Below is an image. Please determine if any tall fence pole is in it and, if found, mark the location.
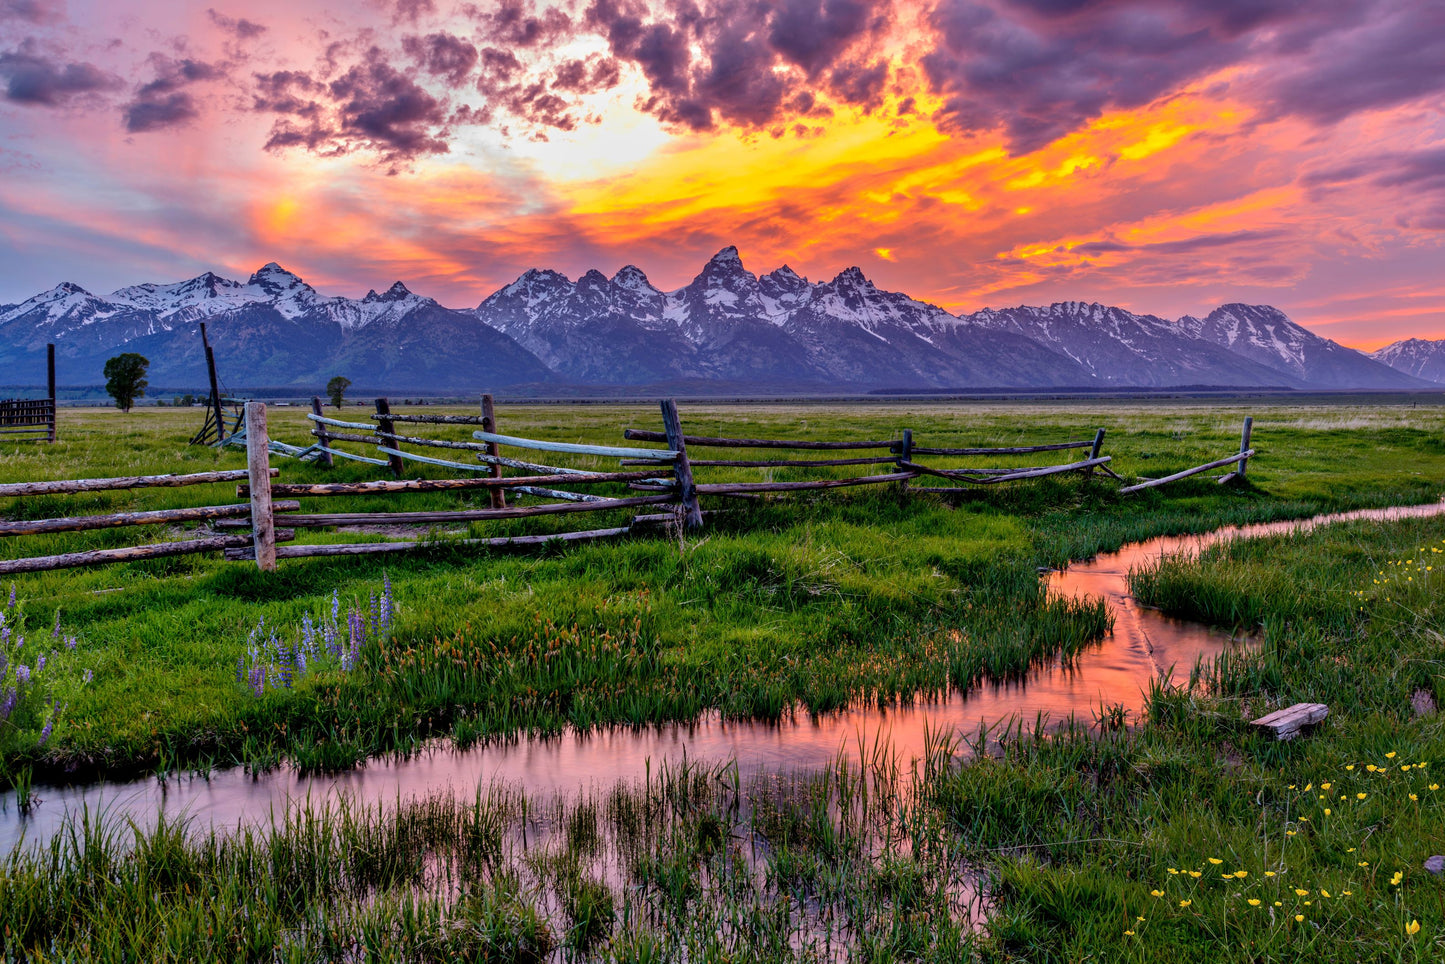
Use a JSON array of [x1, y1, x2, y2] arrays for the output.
[[481, 393, 506, 509], [375, 397, 404, 478], [897, 428, 912, 490], [245, 402, 277, 571], [1237, 416, 1254, 479], [311, 396, 334, 468], [1083, 428, 1106, 480], [45, 343, 56, 442], [660, 398, 702, 529]]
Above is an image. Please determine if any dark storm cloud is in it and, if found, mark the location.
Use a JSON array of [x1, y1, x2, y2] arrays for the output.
[[919, 0, 1445, 155], [464, 0, 574, 47], [206, 9, 268, 40], [401, 31, 478, 85], [1261, 1, 1445, 124], [580, 0, 893, 131], [256, 48, 450, 166], [0, 43, 116, 105], [389, 0, 436, 25], [123, 56, 225, 132]]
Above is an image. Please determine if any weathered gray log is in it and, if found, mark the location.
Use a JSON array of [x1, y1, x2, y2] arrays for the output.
[[693, 472, 916, 494], [310, 398, 333, 469], [375, 446, 494, 474], [269, 494, 673, 526], [306, 412, 377, 431], [898, 457, 1110, 484], [316, 446, 390, 467], [374, 398, 404, 478], [908, 440, 1095, 456], [0, 469, 270, 499], [46, 343, 56, 442], [0, 534, 260, 575], [246, 470, 666, 498], [473, 431, 678, 461], [660, 399, 702, 529], [0, 501, 300, 537], [371, 413, 488, 425], [1250, 702, 1327, 740], [311, 429, 380, 445], [1118, 450, 1255, 494], [481, 394, 506, 510], [246, 402, 276, 571], [623, 429, 895, 451], [224, 525, 633, 561], [511, 486, 607, 503], [620, 455, 899, 468]]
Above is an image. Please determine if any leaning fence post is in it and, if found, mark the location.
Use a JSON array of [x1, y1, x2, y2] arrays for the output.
[[245, 402, 276, 571], [1084, 428, 1106, 480], [375, 397, 404, 478], [659, 398, 702, 529], [310, 397, 333, 469], [481, 393, 506, 509], [1237, 416, 1253, 479]]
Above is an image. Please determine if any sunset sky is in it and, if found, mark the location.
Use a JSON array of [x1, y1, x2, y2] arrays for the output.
[[1, 0, 1441, 348]]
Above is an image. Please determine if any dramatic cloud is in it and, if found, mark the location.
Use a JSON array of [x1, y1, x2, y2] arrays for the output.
[[0, 43, 116, 106], [401, 32, 479, 85], [206, 9, 268, 40], [581, 0, 893, 131], [1303, 147, 1445, 232], [390, 0, 436, 25], [257, 49, 451, 166], [123, 56, 225, 132]]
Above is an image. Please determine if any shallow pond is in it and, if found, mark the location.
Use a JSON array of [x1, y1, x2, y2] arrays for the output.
[[3, 500, 1442, 851]]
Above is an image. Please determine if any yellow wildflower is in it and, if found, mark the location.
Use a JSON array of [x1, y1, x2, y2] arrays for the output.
[[1179, 900, 1191, 907], [1295, 889, 1310, 897], [1406, 920, 1420, 935], [1387, 752, 1397, 759], [1234, 871, 1248, 878], [1295, 914, 1305, 923], [1208, 858, 1223, 865], [1151, 890, 1164, 897], [1247, 898, 1261, 906]]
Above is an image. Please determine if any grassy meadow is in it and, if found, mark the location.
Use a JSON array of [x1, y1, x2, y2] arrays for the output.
[[1, 396, 1443, 960]]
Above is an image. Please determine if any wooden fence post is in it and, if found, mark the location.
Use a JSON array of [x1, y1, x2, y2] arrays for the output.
[[1084, 428, 1106, 480], [481, 393, 506, 509], [311, 396, 333, 468], [202, 323, 225, 444], [897, 428, 912, 489], [375, 397, 404, 478], [659, 398, 703, 529], [1237, 416, 1253, 479], [45, 343, 56, 442], [245, 402, 277, 571]]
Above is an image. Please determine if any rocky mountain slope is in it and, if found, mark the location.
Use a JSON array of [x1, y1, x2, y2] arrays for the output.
[[0, 249, 1427, 393], [1370, 338, 1445, 384]]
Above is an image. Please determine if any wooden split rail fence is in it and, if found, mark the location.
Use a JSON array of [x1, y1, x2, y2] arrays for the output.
[[0, 397, 1260, 574], [0, 344, 57, 443]]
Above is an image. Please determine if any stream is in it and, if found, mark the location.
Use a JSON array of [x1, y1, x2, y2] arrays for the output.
[[3, 499, 1443, 851]]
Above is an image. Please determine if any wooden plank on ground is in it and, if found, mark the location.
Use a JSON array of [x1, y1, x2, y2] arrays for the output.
[[270, 494, 672, 527], [0, 469, 269, 498], [224, 525, 633, 561], [0, 501, 299, 537], [1118, 450, 1255, 494], [1250, 703, 1328, 740], [624, 428, 895, 451]]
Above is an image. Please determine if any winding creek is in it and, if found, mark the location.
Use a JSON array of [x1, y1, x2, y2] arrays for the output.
[[3, 500, 1443, 852]]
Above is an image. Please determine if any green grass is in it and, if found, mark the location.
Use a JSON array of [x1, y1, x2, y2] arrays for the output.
[[1, 400, 1443, 781], [3, 399, 1445, 959]]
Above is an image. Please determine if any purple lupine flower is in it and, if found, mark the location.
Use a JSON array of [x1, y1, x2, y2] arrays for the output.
[[37, 712, 54, 748], [36, 653, 45, 672], [7, 584, 14, 609], [248, 663, 264, 697], [0, 687, 15, 721], [65, 635, 76, 651], [236, 656, 246, 685], [15, 664, 29, 685], [1, 625, 10, 647], [52, 610, 61, 639], [82, 669, 93, 684], [382, 572, 393, 631]]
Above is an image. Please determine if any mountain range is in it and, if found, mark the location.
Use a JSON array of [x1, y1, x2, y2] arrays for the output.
[[0, 247, 1438, 394]]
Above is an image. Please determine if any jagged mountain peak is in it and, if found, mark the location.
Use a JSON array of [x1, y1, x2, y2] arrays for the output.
[[708, 245, 743, 267], [247, 262, 308, 292], [830, 266, 873, 288], [612, 264, 655, 290]]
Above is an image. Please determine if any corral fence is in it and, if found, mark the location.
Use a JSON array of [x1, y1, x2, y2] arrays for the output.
[[0, 344, 57, 444], [0, 396, 1256, 574]]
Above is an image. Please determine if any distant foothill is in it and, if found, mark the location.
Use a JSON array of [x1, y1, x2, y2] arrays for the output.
[[0, 247, 1439, 394]]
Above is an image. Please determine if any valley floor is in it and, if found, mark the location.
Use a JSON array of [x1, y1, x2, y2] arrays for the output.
[[0, 399, 1442, 960]]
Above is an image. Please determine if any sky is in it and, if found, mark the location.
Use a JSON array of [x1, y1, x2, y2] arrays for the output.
[[0, 0, 1442, 348]]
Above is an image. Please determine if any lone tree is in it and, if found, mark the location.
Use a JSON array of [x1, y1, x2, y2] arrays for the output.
[[326, 376, 351, 409], [103, 353, 149, 412]]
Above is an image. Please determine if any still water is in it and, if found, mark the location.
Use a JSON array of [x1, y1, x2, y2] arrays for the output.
[[3, 500, 1441, 850]]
